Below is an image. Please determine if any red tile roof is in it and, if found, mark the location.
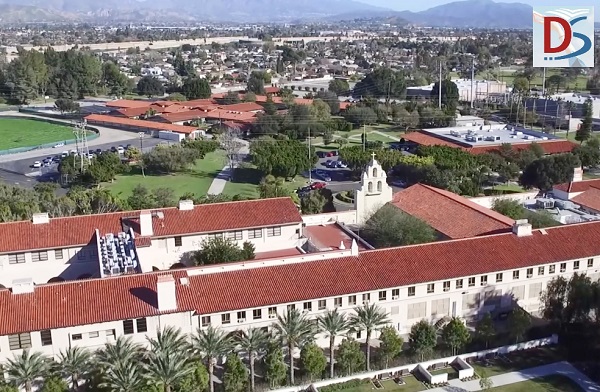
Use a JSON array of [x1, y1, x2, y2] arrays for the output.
[[304, 224, 368, 251], [0, 198, 302, 254], [403, 131, 468, 149], [155, 110, 206, 123], [1, 221, 600, 335], [571, 188, 600, 212], [264, 87, 280, 94], [218, 102, 264, 112], [85, 114, 199, 134], [105, 99, 153, 109], [554, 179, 600, 193], [391, 184, 514, 239], [112, 107, 152, 118]]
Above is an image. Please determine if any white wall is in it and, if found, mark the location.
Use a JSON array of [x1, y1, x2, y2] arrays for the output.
[[302, 211, 357, 226], [468, 191, 539, 209]]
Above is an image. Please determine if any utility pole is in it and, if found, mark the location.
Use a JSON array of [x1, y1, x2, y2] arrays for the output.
[[542, 67, 546, 96], [362, 124, 366, 152], [438, 61, 442, 110], [307, 127, 312, 184], [470, 57, 475, 109], [139, 132, 145, 178]]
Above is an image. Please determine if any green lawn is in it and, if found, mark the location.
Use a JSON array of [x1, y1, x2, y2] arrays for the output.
[[105, 151, 226, 199], [0, 118, 79, 150], [491, 184, 528, 193], [339, 378, 424, 392], [223, 165, 309, 199], [489, 375, 582, 391], [496, 69, 588, 91], [472, 347, 562, 378]]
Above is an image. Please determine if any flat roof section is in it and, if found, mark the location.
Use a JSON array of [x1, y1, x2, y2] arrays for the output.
[[423, 125, 560, 148], [304, 224, 368, 252]]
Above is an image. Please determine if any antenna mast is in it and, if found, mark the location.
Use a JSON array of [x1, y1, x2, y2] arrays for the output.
[[73, 119, 90, 172]]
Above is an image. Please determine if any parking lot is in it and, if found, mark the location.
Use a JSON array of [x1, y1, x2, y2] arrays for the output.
[[0, 137, 167, 188]]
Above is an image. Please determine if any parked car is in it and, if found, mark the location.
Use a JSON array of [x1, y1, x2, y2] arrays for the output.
[[95, 148, 102, 154], [316, 151, 327, 158], [52, 156, 61, 163], [31, 161, 42, 168], [336, 161, 348, 168], [110, 146, 117, 152], [61, 151, 69, 158], [310, 182, 326, 190], [117, 146, 125, 154], [53, 142, 65, 148]]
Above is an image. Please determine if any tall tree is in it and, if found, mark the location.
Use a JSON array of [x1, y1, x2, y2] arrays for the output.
[[192, 326, 234, 392], [475, 313, 496, 349], [431, 80, 460, 111], [576, 98, 593, 144], [223, 354, 247, 392], [137, 76, 164, 97], [507, 308, 531, 343], [273, 308, 315, 385], [57, 347, 91, 391], [335, 338, 365, 376], [328, 79, 350, 96], [237, 328, 269, 392], [378, 326, 404, 368], [193, 237, 255, 266], [520, 154, 581, 192], [182, 77, 211, 100], [263, 341, 287, 389], [146, 327, 194, 392], [317, 309, 349, 378], [350, 304, 390, 371], [300, 343, 327, 381], [363, 204, 436, 248], [5, 350, 48, 392], [441, 317, 471, 356], [409, 320, 437, 361]]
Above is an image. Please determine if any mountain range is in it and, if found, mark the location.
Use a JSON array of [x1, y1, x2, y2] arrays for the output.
[[0, 0, 595, 29]]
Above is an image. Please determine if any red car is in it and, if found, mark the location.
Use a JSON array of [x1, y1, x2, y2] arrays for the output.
[[310, 182, 327, 190]]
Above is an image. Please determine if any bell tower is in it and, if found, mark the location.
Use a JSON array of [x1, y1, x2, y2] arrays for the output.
[[354, 153, 393, 224]]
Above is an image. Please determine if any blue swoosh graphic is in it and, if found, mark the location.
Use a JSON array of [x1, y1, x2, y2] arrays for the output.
[[554, 16, 592, 61]]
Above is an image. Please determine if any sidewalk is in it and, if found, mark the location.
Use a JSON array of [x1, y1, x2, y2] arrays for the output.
[[429, 361, 600, 392], [207, 139, 250, 195]]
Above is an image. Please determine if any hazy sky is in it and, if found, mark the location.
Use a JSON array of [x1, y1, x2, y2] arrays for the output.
[[362, 0, 596, 14]]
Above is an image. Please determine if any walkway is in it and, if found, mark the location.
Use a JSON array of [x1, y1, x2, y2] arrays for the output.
[[207, 139, 250, 195], [429, 361, 600, 392]]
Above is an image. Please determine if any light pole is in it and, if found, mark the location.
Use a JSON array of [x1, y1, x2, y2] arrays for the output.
[[138, 132, 145, 178]]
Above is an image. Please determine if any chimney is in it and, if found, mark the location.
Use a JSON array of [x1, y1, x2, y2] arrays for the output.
[[573, 167, 583, 182], [156, 274, 177, 312], [512, 219, 532, 237], [339, 241, 346, 250], [351, 239, 359, 256], [139, 211, 153, 236], [32, 213, 50, 225], [12, 278, 34, 294], [178, 199, 194, 211]]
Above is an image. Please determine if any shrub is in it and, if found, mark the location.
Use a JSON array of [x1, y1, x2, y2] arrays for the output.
[[319, 379, 370, 392]]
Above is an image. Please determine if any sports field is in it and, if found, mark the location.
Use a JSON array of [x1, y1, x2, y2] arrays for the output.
[[0, 118, 76, 150]]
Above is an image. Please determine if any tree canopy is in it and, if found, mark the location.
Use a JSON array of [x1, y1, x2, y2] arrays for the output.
[[182, 77, 211, 100], [193, 237, 255, 266], [250, 138, 316, 180], [362, 204, 436, 248]]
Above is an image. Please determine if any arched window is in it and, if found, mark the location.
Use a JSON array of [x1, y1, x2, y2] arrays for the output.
[[373, 168, 378, 177], [368, 182, 373, 192], [377, 181, 383, 192]]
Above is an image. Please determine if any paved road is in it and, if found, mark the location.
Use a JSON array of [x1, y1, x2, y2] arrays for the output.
[[429, 361, 600, 392]]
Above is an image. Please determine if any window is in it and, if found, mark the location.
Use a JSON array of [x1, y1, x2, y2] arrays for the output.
[[480, 275, 488, 286], [123, 319, 135, 335], [464, 293, 481, 310], [408, 286, 416, 297], [237, 311, 246, 321], [527, 268, 533, 278], [227, 231, 243, 240], [392, 289, 400, 299], [379, 291, 387, 301], [174, 236, 182, 247], [89, 331, 99, 338], [456, 279, 463, 289], [105, 329, 116, 338], [513, 270, 520, 280], [287, 304, 295, 311], [549, 265, 556, 274], [248, 229, 262, 239], [268, 307, 277, 319], [221, 314, 231, 324], [31, 251, 48, 262], [538, 266, 545, 276], [468, 277, 476, 287], [8, 253, 25, 264], [267, 227, 282, 237], [136, 318, 148, 333], [496, 273, 503, 283], [253, 309, 262, 320], [40, 330, 53, 346], [8, 333, 31, 350], [201, 316, 211, 327], [54, 249, 63, 260], [588, 258, 594, 268], [318, 300, 326, 310], [356, 330, 362, 339], [443, 281, 450, 292], [407, 302, 427, 319], [303, 302, 312, 312], [77, 250, 86, 260], [431, 298, 450, 316], [368, 182, 373, 192], [362, 293, 370, 303], [377, 181, 382, 192], [529, 283, 542, 299], [560, 263, 567, 273], [72, 334, 83, 341], [207, 233, 223, 240], [348, 295, 357, 305], [427, 283, 435, 294], [334, 297, 342, 308], [574, 260, 580, 270]]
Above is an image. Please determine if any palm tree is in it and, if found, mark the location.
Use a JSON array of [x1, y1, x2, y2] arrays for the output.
[[5, 350, 48, 392], [350, 304, 390, 371], [147, 326, 190, 355], [58, 346, 91, 391], [96, 336, 143, 368], [147, 327, 194, 392], [99, 360, 145, 392], [318, 309, 349, 379], [273, 308, 315, 385], [237, 328, 269, 392], [192, 326, 234, 392]]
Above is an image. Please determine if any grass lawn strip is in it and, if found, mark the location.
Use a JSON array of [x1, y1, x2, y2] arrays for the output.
[[105, 150, 226, 199], [489, 375, 582, 391], [0, 118, 80, 150]]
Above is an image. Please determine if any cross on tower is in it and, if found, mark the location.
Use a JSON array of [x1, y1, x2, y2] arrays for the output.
[[371, 152, 376, 161]]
